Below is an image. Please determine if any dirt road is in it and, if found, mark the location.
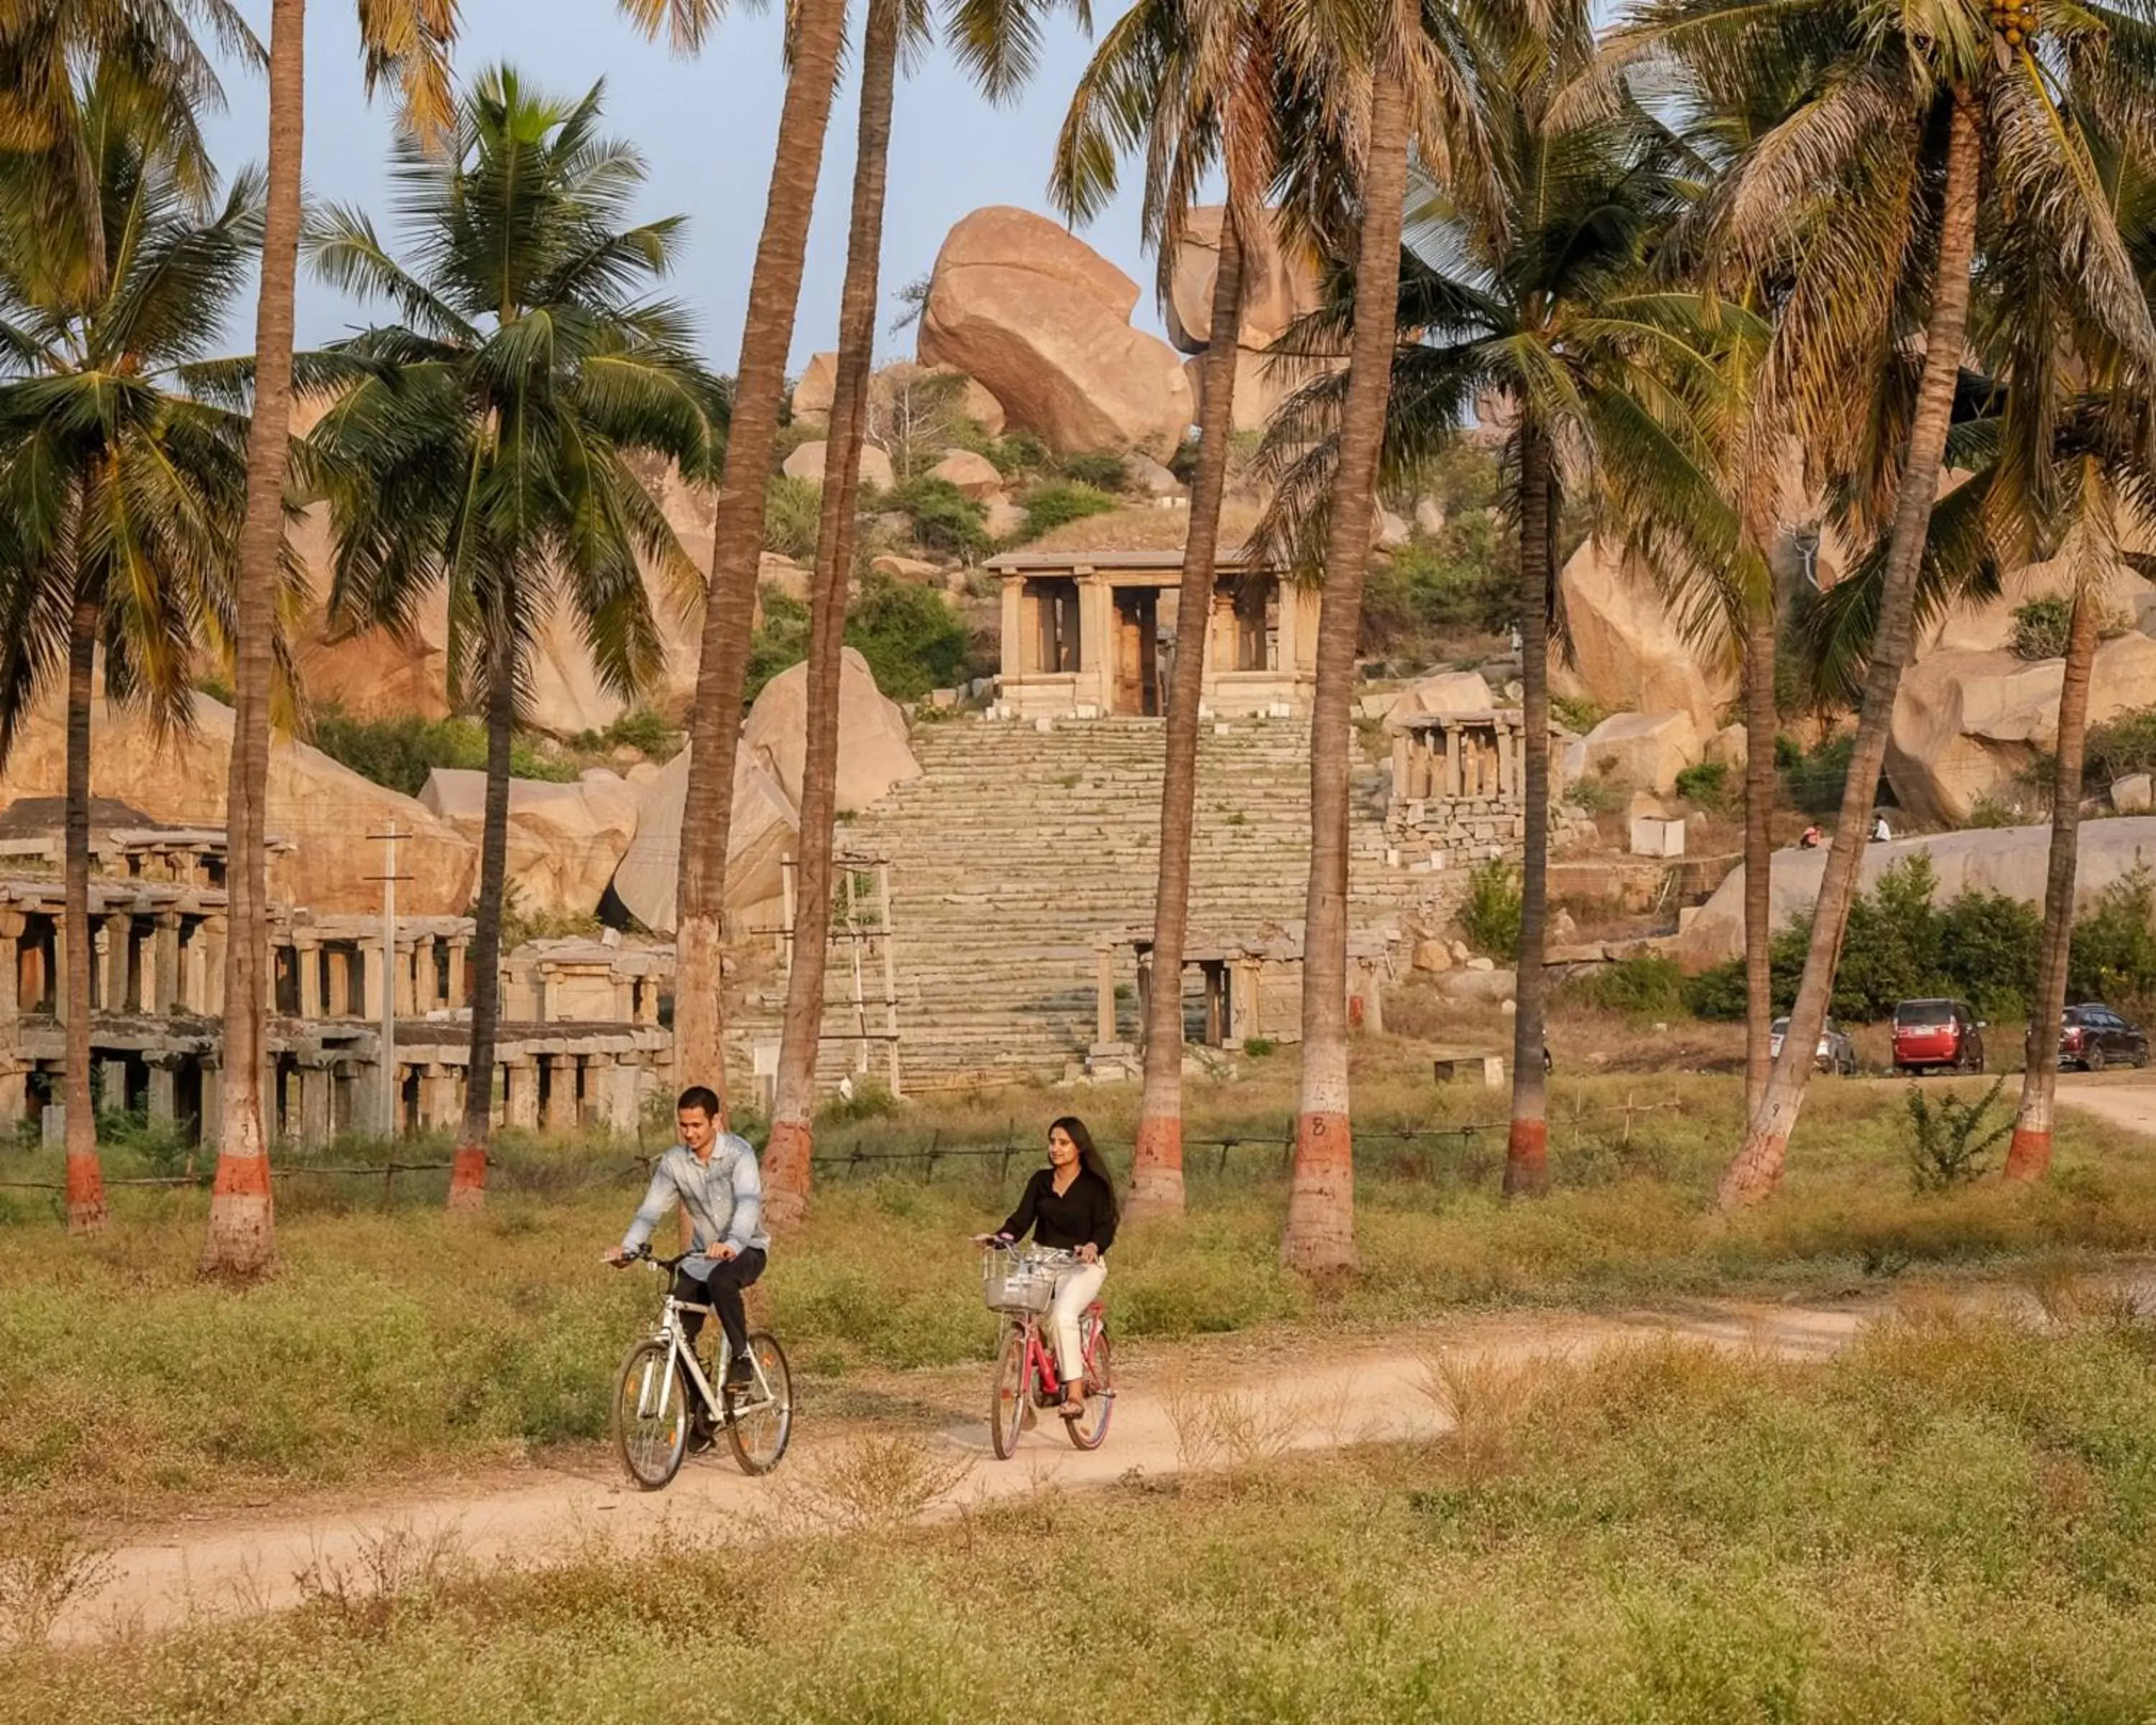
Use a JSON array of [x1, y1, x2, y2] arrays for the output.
[[52, 1296, 1892, 1647], [2055, 1070, 2156, 1137]]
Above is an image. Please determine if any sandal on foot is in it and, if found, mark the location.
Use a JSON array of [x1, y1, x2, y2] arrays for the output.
[[1058, 1399, 1086, 1421]]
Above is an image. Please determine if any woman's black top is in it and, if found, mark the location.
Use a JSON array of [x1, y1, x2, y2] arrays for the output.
[[998, 1167, 1117, 1254]]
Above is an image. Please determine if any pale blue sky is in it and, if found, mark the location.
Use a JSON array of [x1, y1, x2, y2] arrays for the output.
[[197, 0, 1163, 374]]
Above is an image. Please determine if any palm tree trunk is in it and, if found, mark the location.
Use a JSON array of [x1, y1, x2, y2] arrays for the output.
[[1131, 201, 1248, 1222], [765, 0, 899, 1233], [2008, 574, 2100, 1181], [1281, 64, 1411, 1273], [1718, 89, 1981, 1210], [203, 0, 303, 1277], [1504, 414, 1554, 1196], [1742, 575, 1779, 1120], [62, 592, 106, 1234], [449, 640, 517, 1209], [671, 0, 847, 1118]]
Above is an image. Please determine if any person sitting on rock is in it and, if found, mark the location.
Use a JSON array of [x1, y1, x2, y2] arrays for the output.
[[1871, 813, 1892, 844], [1800, 823, 1823, 850]]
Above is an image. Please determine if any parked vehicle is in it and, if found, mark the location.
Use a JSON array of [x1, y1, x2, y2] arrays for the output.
[[2059, 1004, 2150, 1072], [1771, 1016, 1858, 1075], [1890, 999, 1985, 1075]]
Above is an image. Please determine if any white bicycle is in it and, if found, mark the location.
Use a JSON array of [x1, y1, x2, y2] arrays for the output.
[[610, 1246, 793, 1487]]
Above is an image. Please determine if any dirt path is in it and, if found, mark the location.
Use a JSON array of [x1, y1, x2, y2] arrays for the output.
[[51, 1294, 1906, 1646], [2055, 1071, 2156, 1137]]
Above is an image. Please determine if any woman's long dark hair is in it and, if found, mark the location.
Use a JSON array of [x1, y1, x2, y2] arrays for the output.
[[1049, 1116, 1120, 1223]]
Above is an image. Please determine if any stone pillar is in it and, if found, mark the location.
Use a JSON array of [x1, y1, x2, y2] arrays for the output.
[[584, 1052, 618, 1132], [1095, 948, 1117, 1044], [0, 909, 21, 1030], [93, 922, 116, 1013], [395, 944, 418, 1018], [1075, 569, 1112, 712], [446, 939, 469, 1009], [361, 939, 385, 1024], [50, 924, 66, 1023], [200, 916, 226, 1017], [0, 1067, 25, 1127], [413, 935, 437, 1013], [155, 914, 182, 1015], [96, 1055, 129, 1113], [1271, 576, 1299, 681], [296, 937, 323, 1021], [326, 947, 351, 1018], [504, 1057, 540, 1130], [299, 1064, 332, 1146], [543, 1054, 579, 1133], [147, 1059, 178, 1123], [418, 1063, 452, 1131], [999, 577, 1025, 682]]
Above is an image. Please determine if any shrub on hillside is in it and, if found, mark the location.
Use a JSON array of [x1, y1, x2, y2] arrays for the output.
[[1018, 482, 1118, 540], [2082, 705, 2156, 790], [1460, 859, 1522, 959], [1359, 518, 1514, 654], [2010, 595, 2073, 661], [309, 709, 575, 796], [1057, 451, 1129, 492], [1674, 760, 1731, 810], [763, 474, 822, 561], [1567, 954, 1689, 1018], [886, 476, 990, 560], [846, 578, 974, 701], [2067, 868, 2156, 1012]]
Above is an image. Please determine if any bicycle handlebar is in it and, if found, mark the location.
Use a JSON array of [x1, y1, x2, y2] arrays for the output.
[[611, 1245, 691, 1272]]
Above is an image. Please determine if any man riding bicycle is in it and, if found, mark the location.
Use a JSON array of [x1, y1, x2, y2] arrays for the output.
[[604, 1086, 768, 1399]]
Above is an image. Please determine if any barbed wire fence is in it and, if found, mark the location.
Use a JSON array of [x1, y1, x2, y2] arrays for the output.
[[0, 1093, 1687, 1214]]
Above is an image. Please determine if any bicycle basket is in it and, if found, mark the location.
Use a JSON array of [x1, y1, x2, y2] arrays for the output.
[[982, 1251, 1056, 1315]]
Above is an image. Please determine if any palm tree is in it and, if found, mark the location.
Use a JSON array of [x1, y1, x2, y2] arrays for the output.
[[1268, 9, 1741, 1212], [763, 0, 1087, 1225], [1051, 0, 1284, 1220], [302, 65, 718, 1210], [763, 0, 903, 1230], [1690, 0, 2156, 1207], [645, 0, 849, 1118], [0, 69, 264, 1233], [204, 0, 454, 1278]]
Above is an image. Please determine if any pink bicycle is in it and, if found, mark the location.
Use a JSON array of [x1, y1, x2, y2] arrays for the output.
[[980, 1240, 1113, 1458]]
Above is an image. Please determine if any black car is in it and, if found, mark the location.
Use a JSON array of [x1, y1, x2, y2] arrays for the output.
[[2060, 1004, 2150, 1072]]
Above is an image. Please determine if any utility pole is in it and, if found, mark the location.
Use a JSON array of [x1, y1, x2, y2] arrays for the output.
[[367, 826, 411, 1136]]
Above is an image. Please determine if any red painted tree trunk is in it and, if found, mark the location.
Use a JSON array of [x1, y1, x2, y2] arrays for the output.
[[765, 0, 898, 1232], [1281, 65, 1410, 1272], [1719, 91, 1981, 1210], [1130, 197, 1247, 1221], [670, 0, 846, 1118], [203, 0, 305, 1276], [2008, 573, 2101, 1180]]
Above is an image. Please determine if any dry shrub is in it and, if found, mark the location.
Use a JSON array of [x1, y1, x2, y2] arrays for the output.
[[2028, 1268, 2152, 1332], [1158, 1378, 1350, 1475], [0, 1523, 113, 1647], [292, 1522, 467, 1637], [763, 1432, 975, 1537], [1416, 1349, 1554, 1484]]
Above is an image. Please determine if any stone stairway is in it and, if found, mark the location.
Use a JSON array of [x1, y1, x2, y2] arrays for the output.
[[744, 714, 1422, 1089]]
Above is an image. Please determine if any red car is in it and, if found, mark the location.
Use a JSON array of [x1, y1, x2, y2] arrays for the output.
[[1891, 998, 1986, 1075]]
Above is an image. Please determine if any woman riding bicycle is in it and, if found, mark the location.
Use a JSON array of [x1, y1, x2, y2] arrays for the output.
[[976, 1116, 1118, 1423]]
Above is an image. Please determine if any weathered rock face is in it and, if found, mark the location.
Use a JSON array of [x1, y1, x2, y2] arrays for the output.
[[1164, 206, 1325, 355], [1578, 709, 1702, 796], [791, 351, 839, 422], [609, 746, 796, 937], [1680, 818, 2156, 967], [608, 650, 921, 935], [1886, 634, 2156, 824], [296, 457, 715, 737], [926, 448, 1003, 500], [1554, 538, 1734, 737], [917, 206, 1193, 460], [782, 438, 895, 491], [0, 691, 476, 914], [418, 767, 640, 918], [1386, 669, 1496, 728], [738, 647, 922, 814], [1924, 551, 2156, 656]]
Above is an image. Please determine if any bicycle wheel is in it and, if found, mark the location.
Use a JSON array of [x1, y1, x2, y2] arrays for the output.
[[614, 1339, 688, 1490], [1064, 1317, 1114, 1452], [990, 1324, 1029, 1460], [724, 1331, 794, 1476]]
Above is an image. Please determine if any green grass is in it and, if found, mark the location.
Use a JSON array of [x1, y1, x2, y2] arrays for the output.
[[11, 1312, 2156, 1720], [4, 1064, 2155, 1527]]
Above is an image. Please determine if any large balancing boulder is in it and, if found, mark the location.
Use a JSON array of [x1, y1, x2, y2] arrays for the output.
[[916, 206, 1192, 461]]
